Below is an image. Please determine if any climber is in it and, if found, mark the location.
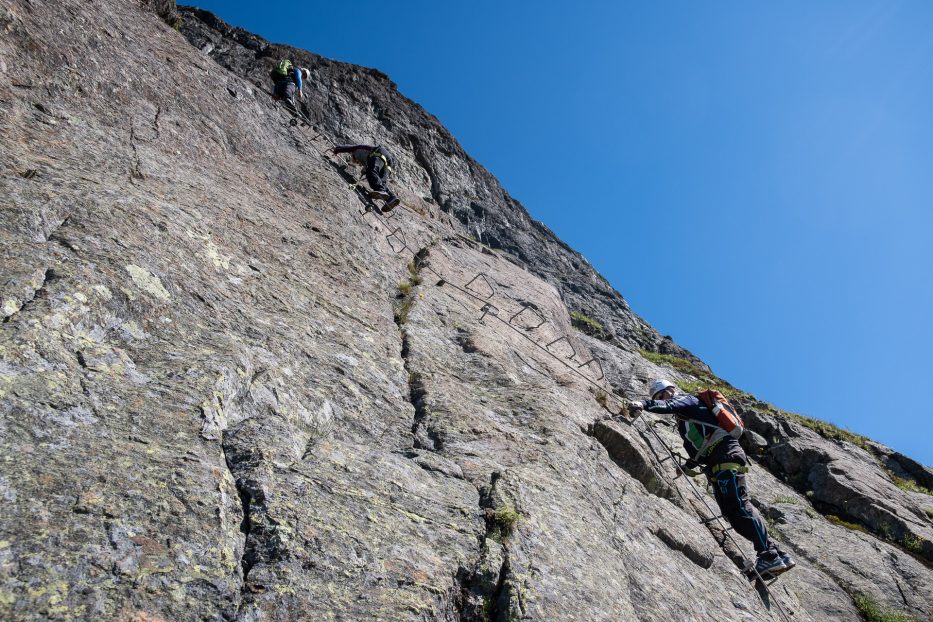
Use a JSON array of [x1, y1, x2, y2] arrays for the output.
[[270, 59, 309, 105], [629, 379, 796, 580], [331, 143, 400, 212]]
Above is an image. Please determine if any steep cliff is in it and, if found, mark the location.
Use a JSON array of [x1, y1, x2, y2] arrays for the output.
[[0, 1, 930, 621]]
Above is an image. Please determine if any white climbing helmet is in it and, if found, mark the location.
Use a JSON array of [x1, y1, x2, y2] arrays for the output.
[[300, 67, 310, 80], [648, 378, 675, 400]]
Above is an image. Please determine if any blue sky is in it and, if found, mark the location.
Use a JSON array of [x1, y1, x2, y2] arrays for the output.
[[186, 1, 933, 465]]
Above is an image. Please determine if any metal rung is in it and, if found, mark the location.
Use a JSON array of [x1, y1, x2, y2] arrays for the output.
[[545, 335, 577, 359], [465, 273, 495, 299], [479, 303, 500, 320], [385, 228, 408, 254], [509, 304, 546, 330], [576, 357, 605, 381]]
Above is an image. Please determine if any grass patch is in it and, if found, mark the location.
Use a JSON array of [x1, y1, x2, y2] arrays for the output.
[[826, 514, 867, 533], [773, 495, 799, 505], [394, 296, 413, 325], [393, 261, 422, 325], [488, 506, 520, 543], [886, 471, 933, 496], [407, 259, 423, 286], [902, 534, 926, 555], [639, 350, 746, 399], [593, 390, 608, 409], [853, 594, 918, 622], [640, 350, 709, 379], [569, 310, 603, 336], [782, 410, 870, 449], [925, 509, 933, 520]]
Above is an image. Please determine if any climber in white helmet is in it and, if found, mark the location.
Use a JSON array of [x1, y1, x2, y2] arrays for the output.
[[630, 378, 796, 580]]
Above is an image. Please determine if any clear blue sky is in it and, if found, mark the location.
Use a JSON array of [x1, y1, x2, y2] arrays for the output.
[[186, 1, 933, 465]]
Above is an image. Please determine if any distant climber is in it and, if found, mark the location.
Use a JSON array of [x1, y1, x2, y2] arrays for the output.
[[629, 379, 797, 580], [332, 143, 400, 212], [270, 59, 309, 106]]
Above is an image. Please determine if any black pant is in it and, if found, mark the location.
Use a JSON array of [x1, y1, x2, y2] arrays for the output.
[[273, 78, 296, 102], [712, 470, 777, 556], [366, 157, 397, 202]]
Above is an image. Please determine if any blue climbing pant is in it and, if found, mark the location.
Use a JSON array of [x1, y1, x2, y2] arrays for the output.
[[712, 470, 778, 556]]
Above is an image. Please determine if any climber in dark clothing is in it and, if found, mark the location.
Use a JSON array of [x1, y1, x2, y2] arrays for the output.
[[629, 379, 796, 580], [332, 143, 400, 212]]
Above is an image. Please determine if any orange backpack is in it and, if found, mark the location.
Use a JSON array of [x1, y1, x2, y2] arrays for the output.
[[697, 389, 745, 439]]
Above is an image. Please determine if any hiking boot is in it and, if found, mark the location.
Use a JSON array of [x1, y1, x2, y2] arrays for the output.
[[381, 197, 400, 212], [778, 553, 796, 573], [753, 553, 787, 579], [369, 190, 391, 201]]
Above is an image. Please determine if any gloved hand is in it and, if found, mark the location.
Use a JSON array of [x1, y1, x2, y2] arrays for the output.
[[627, 400, 645, 414], [676, 458, 701, 478]]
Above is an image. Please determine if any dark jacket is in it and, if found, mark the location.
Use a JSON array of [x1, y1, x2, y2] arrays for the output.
[[643, 394, 743, 467], [333, 144, 393, 169]]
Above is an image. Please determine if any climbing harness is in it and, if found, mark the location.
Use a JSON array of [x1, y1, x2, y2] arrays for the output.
[[708, 462, 748, 477], [369, 150, 393, 173]]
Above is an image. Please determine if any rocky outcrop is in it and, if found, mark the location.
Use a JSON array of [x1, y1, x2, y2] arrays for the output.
[[0, 1, 930, 621], [743, 407, 933, 562]]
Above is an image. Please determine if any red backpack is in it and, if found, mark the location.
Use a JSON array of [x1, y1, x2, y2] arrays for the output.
[[697, 389, 745, 439]]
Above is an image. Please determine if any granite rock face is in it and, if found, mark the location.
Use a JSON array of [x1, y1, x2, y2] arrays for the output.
[[0, 1, 930, 621]]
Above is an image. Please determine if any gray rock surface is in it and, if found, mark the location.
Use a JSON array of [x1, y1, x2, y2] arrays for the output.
[[0, 1, 930, 621]]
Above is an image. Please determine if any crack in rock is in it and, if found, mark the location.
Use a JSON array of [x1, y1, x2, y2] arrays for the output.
[[453, 473, 520, 622], [393, 248, 444, 452], [2, 267, 57, 322]]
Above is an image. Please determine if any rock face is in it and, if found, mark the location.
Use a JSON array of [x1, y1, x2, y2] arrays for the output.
[[0, 1, 930, 621]]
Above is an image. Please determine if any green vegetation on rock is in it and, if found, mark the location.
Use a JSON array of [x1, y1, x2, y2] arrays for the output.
[[853, 594, 918, 622], [569, 310, 603, 336], [780, 410, 870, 450], [394, 261, 422, 324], [902, 534, 926, 556], [593, 390, 608, 409], [489, 506, 520, 543], [886, 471, 933, 497], [826, 514, 867, 533]]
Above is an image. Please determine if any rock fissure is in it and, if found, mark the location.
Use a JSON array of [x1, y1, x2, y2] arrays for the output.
[[129, 126, 144, 180], [2, 267, 56, 323], [220, 419, 291, 618], [393, 249, 443, 453], [454, 473, 518, 622], [220, 431, 251, 618]]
